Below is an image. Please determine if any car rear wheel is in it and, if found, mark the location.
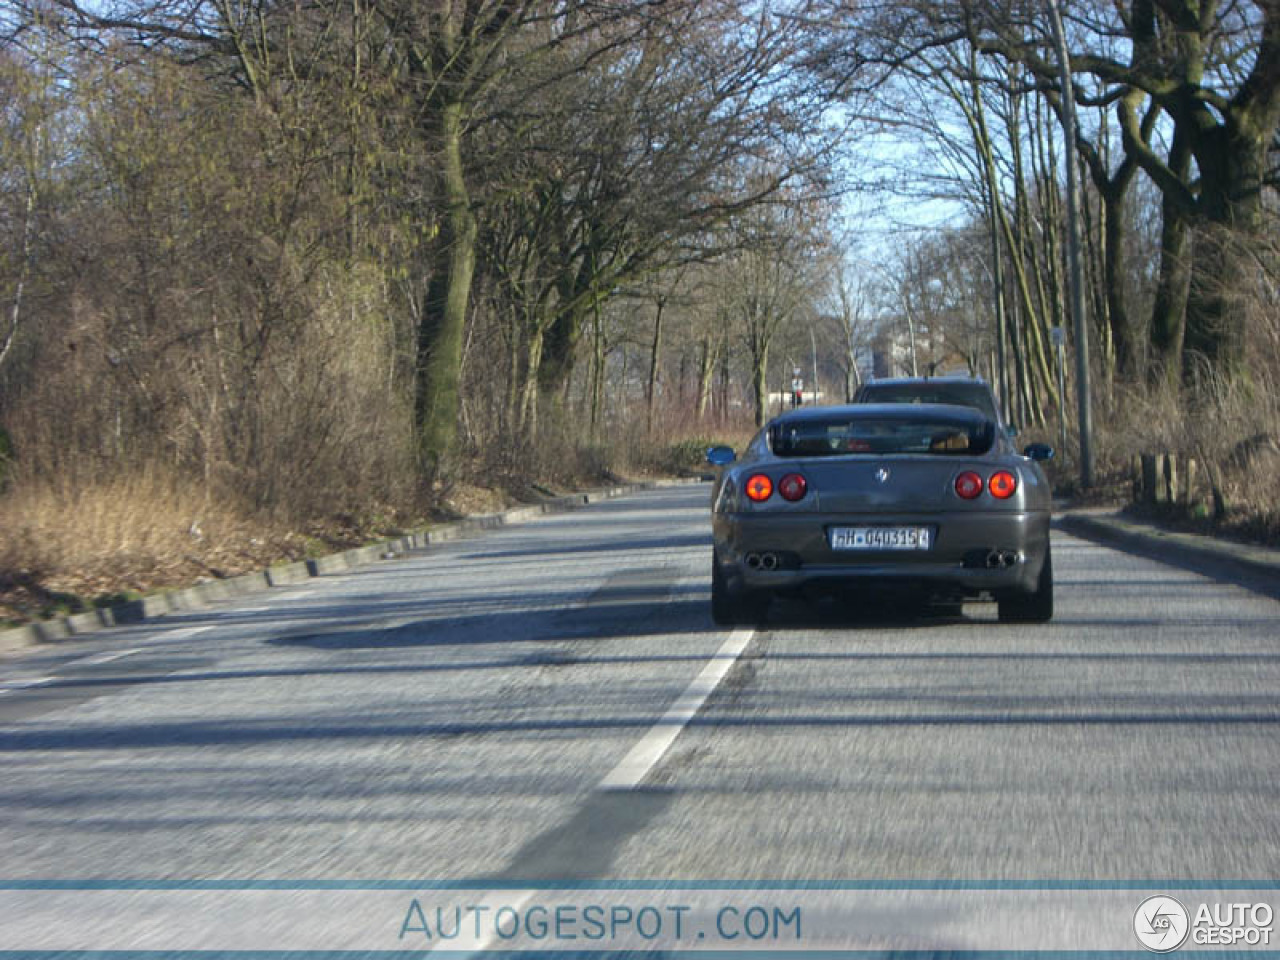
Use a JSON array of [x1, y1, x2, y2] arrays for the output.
[[997, 543, 1053, 623], [711, 550, 769, 626]]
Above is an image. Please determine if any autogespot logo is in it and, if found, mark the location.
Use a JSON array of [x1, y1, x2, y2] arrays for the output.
[[1135, 895, 1190, 952]]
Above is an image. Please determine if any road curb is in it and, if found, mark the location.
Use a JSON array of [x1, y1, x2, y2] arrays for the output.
[[1057, 510, 1280, 598], [0, 479, 691, 657]]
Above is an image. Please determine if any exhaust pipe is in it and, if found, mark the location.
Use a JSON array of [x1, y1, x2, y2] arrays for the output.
[[760, 553, 779, 571], [1002, 550, 1019, 568], [985, 550, 1021, 569], [745, 553, 762, 570]]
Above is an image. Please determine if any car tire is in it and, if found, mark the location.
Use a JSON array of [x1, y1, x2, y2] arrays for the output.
[[998, 543, 1053, 623], [711, 550, 768, 626]]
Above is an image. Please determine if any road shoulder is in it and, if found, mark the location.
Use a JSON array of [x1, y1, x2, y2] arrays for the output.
[[1057, 507, 1280, 601], [0, 479, 695, 658]]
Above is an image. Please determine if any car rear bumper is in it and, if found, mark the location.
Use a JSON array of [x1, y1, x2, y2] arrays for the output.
[[713, 509, 1050, 596]]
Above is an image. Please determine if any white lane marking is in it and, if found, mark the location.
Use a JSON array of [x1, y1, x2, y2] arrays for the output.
[[0, 623, 224, 697], [597, 626, 755, 791], [291, 589, 319, 600], [2, 624, 214, 694], [426, 627, 754, 955], [166, 625, 215, 640], [67, 648, 141, 668], [0, 676, 56, 695], [426, 890, 538, 955]]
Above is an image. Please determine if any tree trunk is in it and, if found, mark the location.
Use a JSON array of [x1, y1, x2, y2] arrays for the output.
[[1148, 132, 1192, 385], [541, 245, 601, 401], [645, 299, 664, 434], [416, 98, 477, 477], [695, 334, 718, 421], [589, 297, 604, 439], [1100, 182, 1134, 379], [504, 316, 522, 434], [540, 300, 587, 400], [843, 323, 861, 402], [960, 56, 1009, 416], [0, 161, 36, 375], [1079, 170, 1112, 394], [1182, 126, 1268, 383], [751, 343, 770, 428], [518, 326, 544, 438], [717, 347, 730, 425]]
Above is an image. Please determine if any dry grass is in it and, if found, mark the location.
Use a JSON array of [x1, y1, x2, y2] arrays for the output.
[[0, 409, 755, 625], [0, 466, 307, 623], [1081, 370, 1280, 543], [606, 405, 759, 478], [437, 482, 516, 518]]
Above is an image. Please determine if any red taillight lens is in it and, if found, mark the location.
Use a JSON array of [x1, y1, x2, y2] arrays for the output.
[[988, 470, 1018, 499], [778, 473, 807, 501], [745, 474, 773, 502], [954, 471, 984, 499]]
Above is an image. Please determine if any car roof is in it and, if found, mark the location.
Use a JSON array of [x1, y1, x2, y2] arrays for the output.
[[860, 376, 991, 388], [771, 402, 991, 426], [855, 376, 1002, 421]]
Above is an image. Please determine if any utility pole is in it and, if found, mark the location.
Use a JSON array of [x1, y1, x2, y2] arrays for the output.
[[1052, 326, 1068, 458], [809, 326, 819, 403], [904, 306, 919, 377], [1047, 0, 1094, 488]]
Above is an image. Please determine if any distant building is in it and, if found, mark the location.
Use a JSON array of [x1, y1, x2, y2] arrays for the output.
[[868, 317, 970, 380]]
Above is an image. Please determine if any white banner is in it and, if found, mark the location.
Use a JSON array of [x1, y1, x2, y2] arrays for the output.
[[1, 886, 1276, 952]]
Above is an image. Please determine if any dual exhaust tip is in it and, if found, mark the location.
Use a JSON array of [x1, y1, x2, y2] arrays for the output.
[[745, 552, 779, 571], [986, 549, 1020, 569]]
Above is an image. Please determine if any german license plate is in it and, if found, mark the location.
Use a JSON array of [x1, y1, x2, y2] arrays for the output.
[[828, 526, 931, 551]]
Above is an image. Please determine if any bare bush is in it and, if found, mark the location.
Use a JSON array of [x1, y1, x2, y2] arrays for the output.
[[0, 463, 293, 619]]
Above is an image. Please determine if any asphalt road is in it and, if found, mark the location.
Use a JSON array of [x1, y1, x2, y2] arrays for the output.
[[3, 483, 1279, 884]]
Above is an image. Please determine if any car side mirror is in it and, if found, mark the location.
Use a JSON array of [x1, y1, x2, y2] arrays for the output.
[[706, 445, 737, 466], [1023, 443, 1054, 462]]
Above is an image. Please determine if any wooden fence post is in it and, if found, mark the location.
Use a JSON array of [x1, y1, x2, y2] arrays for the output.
[[1140, 453, 1158, 504]]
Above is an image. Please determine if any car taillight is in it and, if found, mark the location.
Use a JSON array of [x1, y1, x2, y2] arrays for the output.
[[745, 474, 773, 502], [988, 470, 1018, 499], [778, 473, 807, 501], [954, 471, 983, 499]]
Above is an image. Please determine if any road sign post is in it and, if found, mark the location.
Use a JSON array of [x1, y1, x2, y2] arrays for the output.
[[1051, 326, 1067, 459]]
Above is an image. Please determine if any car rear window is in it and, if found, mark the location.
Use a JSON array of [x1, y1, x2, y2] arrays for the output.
[[770, 417, 995, 457], [858, 383, 997, 420]]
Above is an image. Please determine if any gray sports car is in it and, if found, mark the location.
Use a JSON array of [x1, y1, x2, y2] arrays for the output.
[[706, 403, 1055, 624]]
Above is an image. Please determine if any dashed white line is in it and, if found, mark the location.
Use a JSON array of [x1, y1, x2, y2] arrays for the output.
[[426, 625, 755, 955], [426, 890, 539, 955], [597, 626, 754, 790], [68, 648, 141, 667], [165, 625, 215, 641], [0, 676, 55, 695]]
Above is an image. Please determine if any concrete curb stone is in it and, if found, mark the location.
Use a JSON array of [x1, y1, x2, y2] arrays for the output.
[[1057, 508, 1280, 597], [0, 478, 694, 657]]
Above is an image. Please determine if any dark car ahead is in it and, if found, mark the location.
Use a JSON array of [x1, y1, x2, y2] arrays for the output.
[[706, 403, 1054, 625], [854, 376, 1004, 425]]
